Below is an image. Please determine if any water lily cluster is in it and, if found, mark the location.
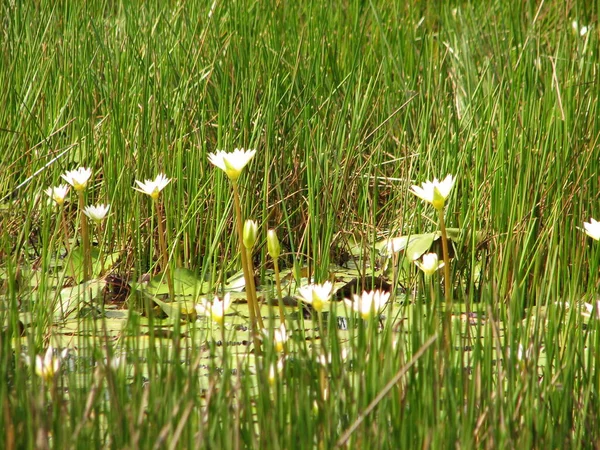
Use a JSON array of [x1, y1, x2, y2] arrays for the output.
[[47, 167, 109, 281], [38, 148, 600, 399], [46, 168, 176, 285], [42, 157, 463, 366]]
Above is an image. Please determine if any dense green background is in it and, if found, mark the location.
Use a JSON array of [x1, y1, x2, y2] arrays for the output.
[[2, 1, 600, 448]]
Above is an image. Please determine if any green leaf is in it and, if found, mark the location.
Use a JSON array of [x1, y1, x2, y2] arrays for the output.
[[146, 268, 210, 298], [55, 280, 106, 320], [151, 296, 198, 321], [66, 247, 120, 282]]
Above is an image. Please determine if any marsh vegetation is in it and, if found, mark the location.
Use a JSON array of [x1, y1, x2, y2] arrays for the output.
[[1, 1, 600, 448]]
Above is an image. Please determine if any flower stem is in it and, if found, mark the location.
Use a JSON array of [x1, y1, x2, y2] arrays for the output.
[[78, 191, 91, 281], [232, 182, 262, 352], [245, 247, 265, 329], [220, 319, 228, 370], [155, 198, 174, 301], [60, 206, 78, 281], [438, 209, 452, 350], [60, 207, 71, 254], [424, 274, 438, 335], [97, 222, 106, 276], [272, 257, 285, 326]]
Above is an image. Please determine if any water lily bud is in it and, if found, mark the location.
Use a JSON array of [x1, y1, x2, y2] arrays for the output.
[[243, 220, 258, 249], [267, 229, 281, 259]]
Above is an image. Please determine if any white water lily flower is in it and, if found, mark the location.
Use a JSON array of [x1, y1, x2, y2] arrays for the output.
[[583, 218, 600, 241], [297, 281, 333, 313], [61, 167, 92, 192], [344, 290, 390, 320], [207, 148, 256, 181], [45, 184, 69, 206], [83, 204, 110, 223], [106, 353, 127, 372], [195, 293, 232, 325], [133, 173, 171, 200], [410, 174, 455, 210], [386, 236, 407, 255], [580, 300, 600, 319], [414, 252, 445, 276], [262, 324, 288, 353], [273, 324, 288, 352], [29, 346, 68, 382], [317, 347, 349, 367], [572, 20, 589, 37], [268, 358, 285, 386]]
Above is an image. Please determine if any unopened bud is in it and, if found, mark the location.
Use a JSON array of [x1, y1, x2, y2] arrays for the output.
[[267, 229, 281, 259], [243, 220, 258, 249]]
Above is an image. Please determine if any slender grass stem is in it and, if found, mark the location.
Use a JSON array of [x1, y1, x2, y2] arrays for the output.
[[317, 311, 326, 343], [96, 222, 106, 276], [59, 206, 78, 285], [220, 319, 227, 370]]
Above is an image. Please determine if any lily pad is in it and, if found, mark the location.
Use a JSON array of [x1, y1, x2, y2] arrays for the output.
[[66, 247, 120, 282], [146, 268, 210, 298], [55, 280, 107, 319]]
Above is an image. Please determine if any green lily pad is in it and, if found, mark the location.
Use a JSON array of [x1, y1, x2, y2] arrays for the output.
[[146, 268, 210, 298], [66, 247, 120, 282], [55, 279, 106, 319]]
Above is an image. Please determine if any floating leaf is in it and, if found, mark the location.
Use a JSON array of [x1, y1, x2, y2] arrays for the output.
[[66, 247, 120, 282], [225, 269, 246, 292], [55, 280, 106, 320], [146, 268, 210, 298], [150, 296, 198, 322]]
